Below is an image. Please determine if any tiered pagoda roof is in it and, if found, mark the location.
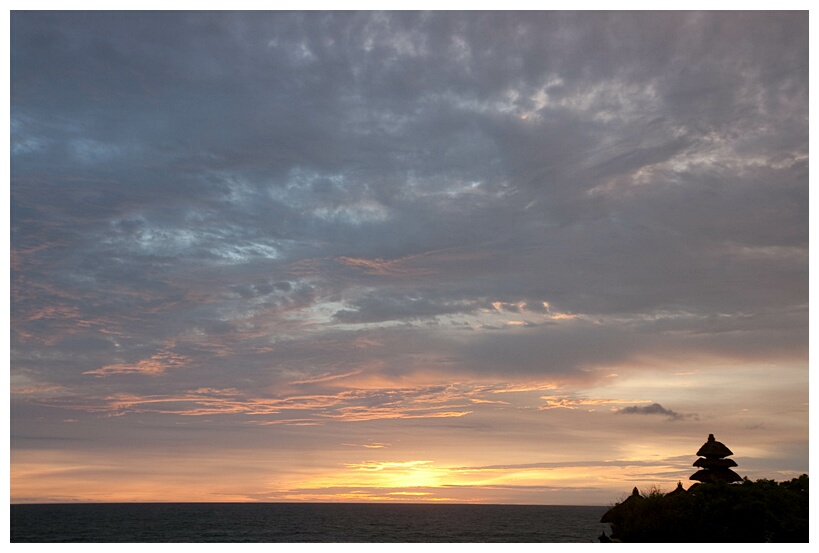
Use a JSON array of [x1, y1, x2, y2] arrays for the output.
[[689, 433, 742, 484]]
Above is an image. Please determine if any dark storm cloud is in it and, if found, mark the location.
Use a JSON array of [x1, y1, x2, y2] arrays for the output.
[[11, 11, 807, 404]]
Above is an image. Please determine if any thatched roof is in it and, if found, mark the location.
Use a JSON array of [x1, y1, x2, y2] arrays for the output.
[[600, 487, 644, 523], [689, 467, 742, 483], [665, 481, 687, 496], [696, 433, 733, 458], [693, 456, 738, 468]]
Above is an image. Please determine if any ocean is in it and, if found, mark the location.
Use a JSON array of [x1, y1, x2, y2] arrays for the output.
[[11, 503, 610, 542]]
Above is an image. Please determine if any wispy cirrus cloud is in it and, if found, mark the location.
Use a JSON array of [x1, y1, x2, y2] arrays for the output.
[[335, 255, 436, 277], [84, 349, 191, 376], [538, 395, 653, 411], [32, 384, 480, 423]]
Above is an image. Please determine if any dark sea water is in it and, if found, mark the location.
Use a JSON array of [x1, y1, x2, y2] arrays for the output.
[[11, 503, 610, 543]]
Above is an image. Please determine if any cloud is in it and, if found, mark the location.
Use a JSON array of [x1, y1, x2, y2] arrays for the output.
[[539, 395, 651, 411], [83, 349, 191, 377], [615, 403, 695, 421], [10, 12, 807, 503], [332, 293, 480, 324], [335, 255, 435, 277], [30, 383, 480, 424]]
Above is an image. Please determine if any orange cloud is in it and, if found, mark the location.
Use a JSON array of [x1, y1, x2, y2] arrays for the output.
[[37, 383, 481, 423], [485, 382, 559, 394], [325, 406, 472, 423], [538, 395, 653, 410], [84, 349, 190, 376]]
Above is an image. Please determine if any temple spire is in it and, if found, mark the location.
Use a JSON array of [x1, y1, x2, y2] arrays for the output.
[[689, 434, 741, 483]]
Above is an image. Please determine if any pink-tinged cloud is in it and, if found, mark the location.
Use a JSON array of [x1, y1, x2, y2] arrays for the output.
[[11, 383, 66, 396], [290, 370, 362, 385], [326, 407, 472, 422], [335, 255, 436, 277], [84, 349, 190, 376], [35, 384, 481, 422]]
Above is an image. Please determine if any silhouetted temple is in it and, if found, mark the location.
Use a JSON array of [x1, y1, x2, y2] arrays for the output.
[[689, 433, 741, 484], [600, 434, 744, 536], [600, 486, 643, 524], [666, 481, 687, 496], [599, 434, 806, 541]]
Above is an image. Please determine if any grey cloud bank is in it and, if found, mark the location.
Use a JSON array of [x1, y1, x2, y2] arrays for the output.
[[10, 11, 808, 501], [12, 9, 807, 382]]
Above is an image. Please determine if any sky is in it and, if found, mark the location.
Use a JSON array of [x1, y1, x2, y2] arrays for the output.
[[8, 10, 809, 505]]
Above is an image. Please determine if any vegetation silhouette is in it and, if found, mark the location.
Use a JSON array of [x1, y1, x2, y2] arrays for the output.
[[600, 476, 808, 542], [600, 434, 808, 542]]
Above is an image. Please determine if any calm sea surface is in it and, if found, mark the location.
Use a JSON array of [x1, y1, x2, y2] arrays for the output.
[[11, 503, 610, 542]]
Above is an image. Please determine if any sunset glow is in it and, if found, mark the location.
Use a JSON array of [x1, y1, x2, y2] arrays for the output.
[[9, 10, 808, 506]]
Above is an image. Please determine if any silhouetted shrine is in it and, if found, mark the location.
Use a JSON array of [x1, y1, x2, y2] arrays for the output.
[[689, 433, 742, 484]]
